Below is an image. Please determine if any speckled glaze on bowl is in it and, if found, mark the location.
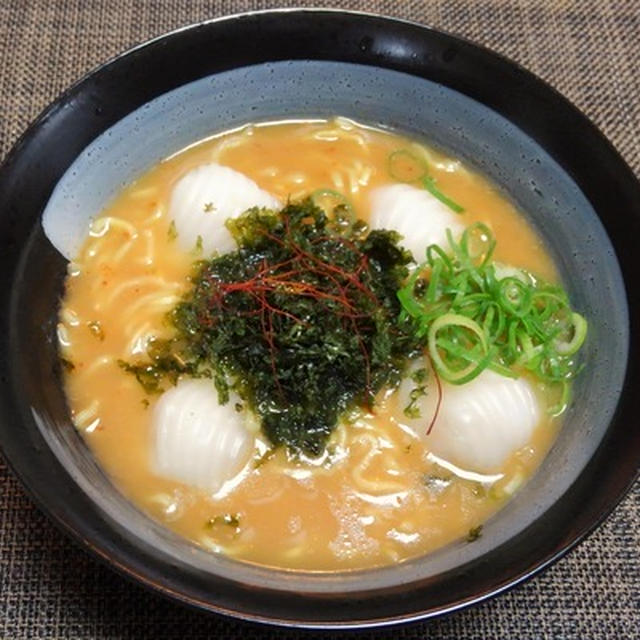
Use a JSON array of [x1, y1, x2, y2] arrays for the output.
[[0, 10, 639, 629]]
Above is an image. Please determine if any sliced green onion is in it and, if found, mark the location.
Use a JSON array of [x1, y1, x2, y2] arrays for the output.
[[426, 243, 454, 271], [388, 149, 428, 183], [497, 277, 533, 317], [423, 176, 465, 213], [310, 188, 354, 227], [397, 283, 424, 318], [553, 312, 588, 356], [428, 314, 490, 384], [462, 223, 496, 267], [548, 380, 571, 416], [396, 225, 588, 415]]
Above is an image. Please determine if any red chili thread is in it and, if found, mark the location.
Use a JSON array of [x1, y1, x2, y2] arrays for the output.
[[203, 214, 382, 401], [426, 354, 443, 436]]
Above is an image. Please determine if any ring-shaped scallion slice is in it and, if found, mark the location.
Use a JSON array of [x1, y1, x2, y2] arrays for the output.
[[428, 313, 493, 384], [553, 312, 588, 356], [310, 188, 355, 229], [388, 149, 428, 183]]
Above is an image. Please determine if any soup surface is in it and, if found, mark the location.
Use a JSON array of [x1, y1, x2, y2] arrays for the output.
[[58, 119, 566, 570]]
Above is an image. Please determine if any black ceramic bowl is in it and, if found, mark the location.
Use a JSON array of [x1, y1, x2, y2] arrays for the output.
[[1, 10, 639, 629]]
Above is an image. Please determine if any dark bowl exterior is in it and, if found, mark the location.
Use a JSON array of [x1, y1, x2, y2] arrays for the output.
[[0, 10, 639, 628]]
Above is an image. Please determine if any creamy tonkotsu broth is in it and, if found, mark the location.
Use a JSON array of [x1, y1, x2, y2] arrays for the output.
[[57, 119, 573, 570]]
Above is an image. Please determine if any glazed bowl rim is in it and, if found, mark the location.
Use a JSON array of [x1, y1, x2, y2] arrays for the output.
[[0, 8, 639, 629]]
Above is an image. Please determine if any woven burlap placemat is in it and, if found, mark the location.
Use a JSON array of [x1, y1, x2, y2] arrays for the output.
[[1, 1, 638, 638]]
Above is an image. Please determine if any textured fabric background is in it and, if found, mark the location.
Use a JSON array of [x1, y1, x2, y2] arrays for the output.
[[1, 1, 639, 638]]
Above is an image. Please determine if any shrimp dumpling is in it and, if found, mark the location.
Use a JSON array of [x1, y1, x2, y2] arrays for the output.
[[398, 365, 541, 473], [169, 163, 280, 255], [152, 378, 254, 493], [369, 184, 464, 260]]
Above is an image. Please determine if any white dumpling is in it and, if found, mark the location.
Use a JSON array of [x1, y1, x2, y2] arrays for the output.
[[398, 364, 540, 473], [369, 184, 464, 260], [152, 378, 254, 493], [168, 163, 280, 255]]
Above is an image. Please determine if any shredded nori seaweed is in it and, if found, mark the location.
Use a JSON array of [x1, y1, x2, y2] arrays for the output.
[[122, 199, 420, 456]]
